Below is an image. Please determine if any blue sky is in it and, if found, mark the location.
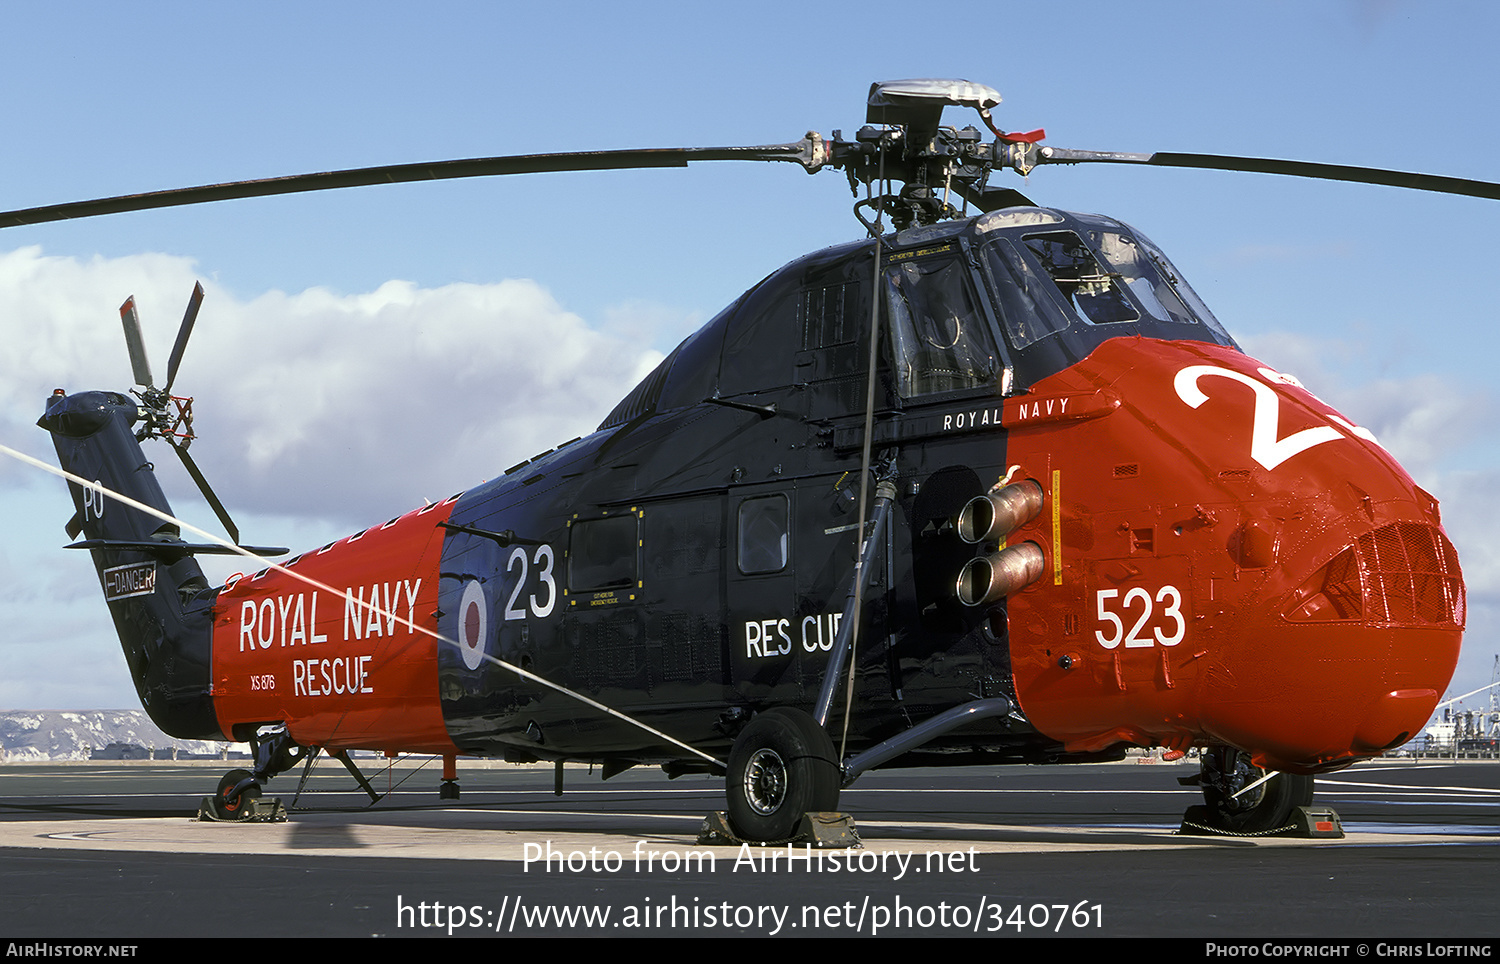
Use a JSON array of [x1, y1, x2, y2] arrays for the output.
[[2, 1, 1497, 718]]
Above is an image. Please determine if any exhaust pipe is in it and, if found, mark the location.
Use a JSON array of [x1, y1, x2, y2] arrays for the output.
[[957, 480, 1044, 544], [956, 542, 1045, 607]]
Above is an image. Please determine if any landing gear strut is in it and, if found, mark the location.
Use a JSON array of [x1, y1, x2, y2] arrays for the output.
[[205, 727, 305, 821]]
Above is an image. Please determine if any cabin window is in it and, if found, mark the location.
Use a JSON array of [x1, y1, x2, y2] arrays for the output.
[[737, 495, 789, 574], [883, 256, 999, 397], [567, 514, 639, 592]]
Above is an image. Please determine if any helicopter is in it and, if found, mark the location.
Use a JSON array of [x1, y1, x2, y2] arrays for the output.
[[10, 79, 1481, 841]]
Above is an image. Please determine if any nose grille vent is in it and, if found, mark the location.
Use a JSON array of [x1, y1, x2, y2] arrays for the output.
[[1358, 522, 1465, 627], [1285, 522, 1464, 627]]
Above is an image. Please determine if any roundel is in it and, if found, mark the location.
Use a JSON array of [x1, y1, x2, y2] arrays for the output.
[[458, 580, 488, 670]]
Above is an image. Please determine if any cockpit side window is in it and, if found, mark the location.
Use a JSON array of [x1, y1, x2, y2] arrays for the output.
[[982, 238, 1077, 350], [1085, 230, 1193, 326], [1079, 226, 1233, 337], [983, 223, 1235, 353], [1130, 233, 1233, 343], [1023, 231, 1140, 326], [883, 255, 999, 398], [978, 214, 1238, 387]]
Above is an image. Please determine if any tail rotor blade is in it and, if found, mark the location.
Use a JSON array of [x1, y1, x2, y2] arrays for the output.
[[119, 296, 155, 389], [170, 439, 240, 546], [163, 282, 204, 394]]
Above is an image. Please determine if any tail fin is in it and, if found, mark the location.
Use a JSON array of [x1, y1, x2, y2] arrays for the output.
[[39, 389, 223, 740]]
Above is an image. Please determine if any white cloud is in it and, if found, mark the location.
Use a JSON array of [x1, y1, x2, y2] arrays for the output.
[[1423, 470, 1500, 598], [0, 246, 666, 528]]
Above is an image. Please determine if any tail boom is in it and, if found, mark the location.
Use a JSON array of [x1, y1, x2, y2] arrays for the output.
[[40, 389, 222, 739]]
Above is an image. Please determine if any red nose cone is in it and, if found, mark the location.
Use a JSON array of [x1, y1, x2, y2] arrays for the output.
[[1355, 689, 1441, 752], [999, 338, 1464, 771], [1198, 518, 1463, 772]]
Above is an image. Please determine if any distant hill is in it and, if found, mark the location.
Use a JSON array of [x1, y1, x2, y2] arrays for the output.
[[0, 710, 234, 761]]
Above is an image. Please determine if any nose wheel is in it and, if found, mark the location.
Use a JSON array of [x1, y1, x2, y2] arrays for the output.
[[725, 707, 840, 842], [1197, 746, 1314, 834]]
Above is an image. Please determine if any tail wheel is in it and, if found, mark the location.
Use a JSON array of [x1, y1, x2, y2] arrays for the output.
[[725, 707, 840, 842], [213, 768, 262, 820], [1200, 748, 1314, 834]]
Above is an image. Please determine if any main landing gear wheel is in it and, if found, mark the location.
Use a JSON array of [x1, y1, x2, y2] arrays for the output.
[[1199, 747, 1314, 834], [212, 768, 262, 820], [725, 707, 840, 842]]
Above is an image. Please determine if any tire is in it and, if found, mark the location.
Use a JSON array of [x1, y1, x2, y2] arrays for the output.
[[725, 707, 840, 842], [1200, 749, 1314, 834], [213, 768, 262, 820]]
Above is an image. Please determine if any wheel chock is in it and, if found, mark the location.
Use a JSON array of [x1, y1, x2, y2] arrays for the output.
[[697, 811, 735, 843], [195, 796, 288, 823], [1291, 805, 1344, 838], [797, 811, 861, 848], [697, 811, 860, 848], [1177, 804, 1344, 838]]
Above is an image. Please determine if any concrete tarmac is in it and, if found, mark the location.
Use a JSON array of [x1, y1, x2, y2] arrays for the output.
[[0, 756, 1496, 938]]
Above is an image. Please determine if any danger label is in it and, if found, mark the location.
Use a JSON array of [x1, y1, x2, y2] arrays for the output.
[[102, 562, 156, 602]]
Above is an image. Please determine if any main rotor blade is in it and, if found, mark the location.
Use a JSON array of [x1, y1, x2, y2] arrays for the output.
[[118, 296, 154, 389], [0, 142, 819, 228], [951, 183, 1036, 214], [163, 281, 204, 395], [1034, 147, 1500, 200]]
